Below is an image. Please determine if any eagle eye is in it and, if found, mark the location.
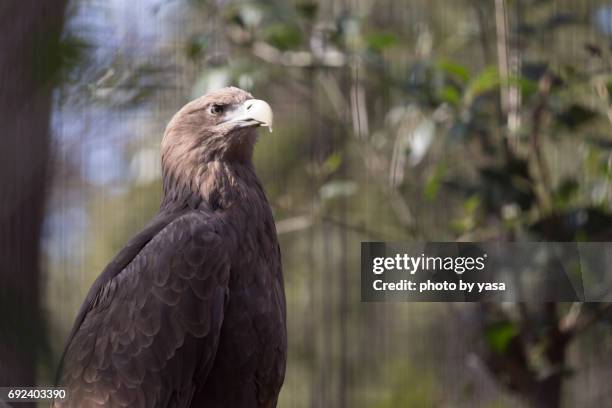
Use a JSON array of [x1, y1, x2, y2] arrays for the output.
[[209, 104, 225, 115]]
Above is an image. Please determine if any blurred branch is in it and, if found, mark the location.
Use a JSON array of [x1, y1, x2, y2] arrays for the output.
[[252, 42, 312, 67], [321, 215, 389, 239], [251, 41, 346, 68], [495, 0, 510, 116], [475, 0, 515, 161], [350, 64, 369, 140], [276, 215, 313, 235], [593, 76, 612, 125], [530, 73, 553, 210], [319, 72, 348, 120], [560, 302, 612, 339], [472, 0, 494, 64], [495, 0, 521, 143], [276, 213, 391, 239]]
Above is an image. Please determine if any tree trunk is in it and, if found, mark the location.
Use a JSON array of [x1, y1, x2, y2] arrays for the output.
[[0, 0, 67, 390], [528, 375, 563, 408], [527, 314, 567, 408]]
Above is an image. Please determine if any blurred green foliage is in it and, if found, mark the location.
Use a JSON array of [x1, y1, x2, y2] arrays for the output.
[[485, 321, 520, 355]]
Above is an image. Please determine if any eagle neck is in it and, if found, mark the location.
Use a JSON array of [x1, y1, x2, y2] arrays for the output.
[[160, 158, 267, 216]]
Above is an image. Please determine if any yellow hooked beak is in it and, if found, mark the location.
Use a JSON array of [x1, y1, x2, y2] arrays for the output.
[[224, 99, 273, 133]]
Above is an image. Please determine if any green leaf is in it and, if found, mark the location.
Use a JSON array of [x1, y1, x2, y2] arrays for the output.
[[366, 32, 397, 52], [556, 104, 598, 130], [465, 66, 500, 102], [185, 41, 203, 61], [323, 152, 343, 174], [264, 23, 302, 51], [425, 163, 447, 201], [464, 195, 480, 213], [508, 75, 538, 98], [439, 85, 461, 106], [185, 35, 208, 61], [296, 1, 318, 20], [451, 195, 480, 233], [485, 321, 518, 354], [470, 66, 500, 94], [553, 178, 579, 207], [224, 3, 263, 28], [34, 33, 88, 85], [437, 60, 471, 84]]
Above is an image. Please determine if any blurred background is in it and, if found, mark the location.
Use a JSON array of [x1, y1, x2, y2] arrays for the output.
[[2, 0, 612, 406]]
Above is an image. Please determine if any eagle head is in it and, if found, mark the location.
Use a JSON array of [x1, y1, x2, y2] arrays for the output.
[[160, 87, 273, 208], [162, 86, 273, 166]]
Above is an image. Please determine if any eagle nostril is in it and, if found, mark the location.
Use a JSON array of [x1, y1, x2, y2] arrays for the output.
[[246, 103, 253, 111]]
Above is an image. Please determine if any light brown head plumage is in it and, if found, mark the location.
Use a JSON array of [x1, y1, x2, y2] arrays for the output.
[[160, 87, 273, 209]]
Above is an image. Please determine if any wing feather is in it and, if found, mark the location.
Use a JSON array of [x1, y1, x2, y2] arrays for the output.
[[55, 211, 230, 408]]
